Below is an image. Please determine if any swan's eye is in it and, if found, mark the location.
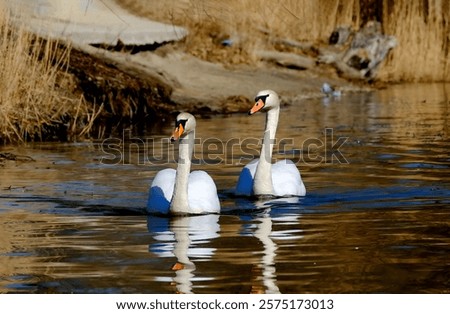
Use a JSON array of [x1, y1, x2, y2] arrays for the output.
[[255, 94, 269, 104]]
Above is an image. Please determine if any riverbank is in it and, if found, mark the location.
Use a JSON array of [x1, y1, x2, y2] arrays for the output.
[[62, 37, 375, 137], [0, 1, 387, 143], [0, 25, 368, 143], [118, 0, 450, 83]]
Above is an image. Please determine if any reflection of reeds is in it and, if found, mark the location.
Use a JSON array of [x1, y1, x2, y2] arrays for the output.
[[119, 0, 449, 82], [0, 10, 100, 143]]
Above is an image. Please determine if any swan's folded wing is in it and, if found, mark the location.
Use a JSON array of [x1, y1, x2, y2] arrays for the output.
[[188, 170, 221, 213], [235, 159, 259, 196], [147, 168, 176, 214], [272, 160, 306, 196]]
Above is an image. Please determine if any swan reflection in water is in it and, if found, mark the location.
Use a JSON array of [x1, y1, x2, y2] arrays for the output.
[[147, 197, 302, 293], [251, 210, 280, 293], [248, 197, 302, 294], [147, 214, 220, 294]]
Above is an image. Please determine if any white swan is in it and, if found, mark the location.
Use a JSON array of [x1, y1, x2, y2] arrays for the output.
[[236, 90, 306, 197], [147, 112, 220, 215]]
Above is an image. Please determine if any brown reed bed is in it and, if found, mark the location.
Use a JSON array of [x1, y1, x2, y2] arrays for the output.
[[0, 10, 101, 143]]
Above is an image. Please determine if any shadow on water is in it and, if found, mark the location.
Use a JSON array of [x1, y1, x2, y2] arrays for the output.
[[1, 83, 450, 293]]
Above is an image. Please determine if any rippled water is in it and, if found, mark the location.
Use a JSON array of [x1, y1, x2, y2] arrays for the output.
[[1, 83, 450, 293]]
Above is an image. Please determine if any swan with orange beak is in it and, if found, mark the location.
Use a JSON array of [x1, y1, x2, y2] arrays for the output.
[[236, 90, 306, 197], [147, 112, 221, 215]]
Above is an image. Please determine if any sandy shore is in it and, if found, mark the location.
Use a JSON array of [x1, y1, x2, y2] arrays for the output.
[[78, 42, 368, 114]]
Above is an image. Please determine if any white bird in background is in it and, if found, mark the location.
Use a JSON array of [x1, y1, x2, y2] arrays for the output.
[[147, 112, 220, 215], [235, 90, 306, 198], [321, 82, 342, 97]]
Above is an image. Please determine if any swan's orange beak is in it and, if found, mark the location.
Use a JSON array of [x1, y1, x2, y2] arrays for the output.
[[249, 99, 265, 115], [170, 124, 184, 142]]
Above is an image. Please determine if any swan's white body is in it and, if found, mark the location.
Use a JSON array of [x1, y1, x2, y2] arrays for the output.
[[147, 113, 220, 215], [236, 90, 306, 197], [236, 159, 305, 197]]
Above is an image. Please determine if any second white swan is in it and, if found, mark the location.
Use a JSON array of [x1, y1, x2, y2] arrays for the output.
[[235, 90, 306, 198]]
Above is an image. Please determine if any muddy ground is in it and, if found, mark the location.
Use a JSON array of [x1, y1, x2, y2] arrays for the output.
[[65, 40, 371, 134]]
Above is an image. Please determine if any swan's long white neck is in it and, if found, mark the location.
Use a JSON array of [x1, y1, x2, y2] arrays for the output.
[[254, 106, 279, 195], [170, 131, 194, 213]]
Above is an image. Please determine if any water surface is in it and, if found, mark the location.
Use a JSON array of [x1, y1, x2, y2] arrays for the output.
[[1, 83, 450, 293]]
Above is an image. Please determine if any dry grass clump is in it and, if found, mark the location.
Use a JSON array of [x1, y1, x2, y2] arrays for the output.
[[0, 10, 99, 143], [117, 0, 449, 82]]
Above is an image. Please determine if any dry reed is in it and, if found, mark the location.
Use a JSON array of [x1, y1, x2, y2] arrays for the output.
[[0, 10, 99, 143], [117, 0, 449, 82]]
